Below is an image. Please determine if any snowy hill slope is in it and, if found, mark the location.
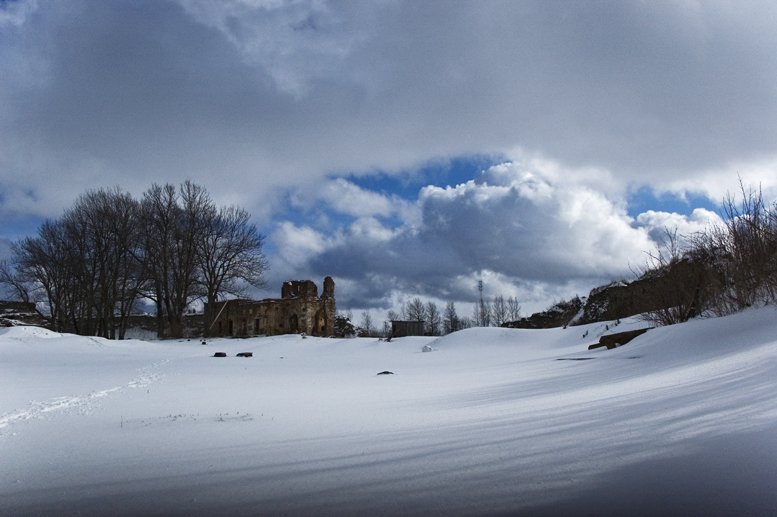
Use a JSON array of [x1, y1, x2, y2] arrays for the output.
[[2, 308, 776, 515]]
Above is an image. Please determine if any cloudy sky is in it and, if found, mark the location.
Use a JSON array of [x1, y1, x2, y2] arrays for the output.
[[2, 0, 777, 318]]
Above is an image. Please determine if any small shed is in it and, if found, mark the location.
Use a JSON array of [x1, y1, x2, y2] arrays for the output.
[[391, 320, 425, 338]]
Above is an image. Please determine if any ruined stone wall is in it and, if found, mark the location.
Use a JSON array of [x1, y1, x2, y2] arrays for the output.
[[0, 301, 49, 328], [281, 280, 318, 300], [208, 277, 335, 337]]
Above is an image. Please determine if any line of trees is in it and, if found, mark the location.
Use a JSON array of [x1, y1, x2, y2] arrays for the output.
[[0, 182, 268, 339], [352, 295, 522, 338], [471, 294, 522, 328]]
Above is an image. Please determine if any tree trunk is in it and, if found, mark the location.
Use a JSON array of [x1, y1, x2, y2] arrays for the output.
[[155, 295, 165, 338]]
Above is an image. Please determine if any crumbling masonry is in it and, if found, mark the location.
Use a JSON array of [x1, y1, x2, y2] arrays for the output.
[[207, 277, 336, 337]]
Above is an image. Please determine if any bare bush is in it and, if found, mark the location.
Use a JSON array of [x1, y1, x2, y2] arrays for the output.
[[639, 228, 725, 326], [640, 179, 777, 326], [718, 181, 777, 308]]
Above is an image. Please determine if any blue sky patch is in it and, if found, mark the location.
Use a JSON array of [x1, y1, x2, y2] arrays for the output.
[[345, 154, 506, 201], [627, 187, 721, 218]]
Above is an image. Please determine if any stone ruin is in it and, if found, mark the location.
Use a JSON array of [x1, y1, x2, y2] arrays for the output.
[[0, 301, 49, 328], [206, 277, 336, 338]]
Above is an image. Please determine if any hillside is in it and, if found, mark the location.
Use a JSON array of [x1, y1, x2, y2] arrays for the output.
[[2, 308, 777, 515], [506, 257, 713, 329]]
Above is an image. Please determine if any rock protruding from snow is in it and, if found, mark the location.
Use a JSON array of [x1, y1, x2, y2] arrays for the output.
[[588, 328, 652, 350]]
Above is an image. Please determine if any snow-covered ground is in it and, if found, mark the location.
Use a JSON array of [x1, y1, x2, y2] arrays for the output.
[[2, 308, 777, 516]]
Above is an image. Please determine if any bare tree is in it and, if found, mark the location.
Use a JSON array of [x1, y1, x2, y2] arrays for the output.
[[426, 301, 441, 336], [405, 297, 427, 323], [491, 295, 508, 327], [141, 182, 211, 338], [199, 205, 268, 336], [12, 221, 72, 331], [62, 188, 146, 338], [507, 296, 521, 321], [106, 192, 148, 339], [0, 260, 32, 303], [473, 297, 491, 327], [58, 208, 97, 334], [457, 315, 473, 329], [381, 319, 392, 338], [384, 309, 400, 338], [443, 301, 459, 334], [9, 181, 267, 340], [358, 311, 374, 337]]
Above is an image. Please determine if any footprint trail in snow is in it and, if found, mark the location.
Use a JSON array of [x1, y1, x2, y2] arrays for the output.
[[0, 359, 170, 435]]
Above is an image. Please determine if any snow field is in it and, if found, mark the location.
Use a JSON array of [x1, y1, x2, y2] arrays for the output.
[[2, 308, 777, 515]]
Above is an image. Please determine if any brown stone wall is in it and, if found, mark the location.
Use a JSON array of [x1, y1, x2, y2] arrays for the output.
[[0, 300, 49, 328], [282, 280, 318, 300], [207, 277, 336, 337]]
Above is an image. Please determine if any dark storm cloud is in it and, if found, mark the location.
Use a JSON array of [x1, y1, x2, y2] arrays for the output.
[[333, 0, 777, 176], [3, 0, 777, 222], [1, 1, 300, 213]]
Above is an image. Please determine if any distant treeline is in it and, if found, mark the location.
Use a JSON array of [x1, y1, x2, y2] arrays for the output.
[[0, 182, 267, 339], [351, 295, 522, 338]]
